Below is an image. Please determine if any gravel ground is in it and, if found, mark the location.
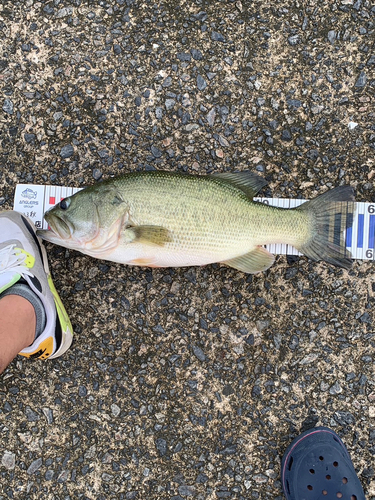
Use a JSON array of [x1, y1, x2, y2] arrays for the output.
[[1, 0, 375, 499]]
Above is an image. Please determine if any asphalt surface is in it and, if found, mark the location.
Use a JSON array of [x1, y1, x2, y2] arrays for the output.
[[1, 0, 375, 499]]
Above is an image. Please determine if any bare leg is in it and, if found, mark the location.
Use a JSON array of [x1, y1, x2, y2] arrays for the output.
[[0, 212, 72, 363], [0, 295, 36, 374]]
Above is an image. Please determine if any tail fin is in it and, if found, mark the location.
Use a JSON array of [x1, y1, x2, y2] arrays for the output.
[[295, 186, 355, 269]]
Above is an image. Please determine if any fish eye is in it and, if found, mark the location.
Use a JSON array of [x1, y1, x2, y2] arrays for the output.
[[59, 198, 70, 210]]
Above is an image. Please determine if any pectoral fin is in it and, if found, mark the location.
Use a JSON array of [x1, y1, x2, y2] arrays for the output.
[[124, 225, 172, 246], [222, 246, 275, 274]]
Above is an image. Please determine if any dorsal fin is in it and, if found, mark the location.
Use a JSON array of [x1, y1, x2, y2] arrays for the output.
[[211, 171, 268, 198]]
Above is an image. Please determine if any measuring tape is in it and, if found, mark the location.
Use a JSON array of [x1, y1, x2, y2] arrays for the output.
[[13, 184, 375, 261]]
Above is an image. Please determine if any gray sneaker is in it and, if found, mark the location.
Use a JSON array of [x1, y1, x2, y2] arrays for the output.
[[0, 211, 73, 359]]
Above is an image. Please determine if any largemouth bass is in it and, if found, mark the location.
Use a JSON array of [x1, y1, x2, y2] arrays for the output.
[[37, 171, 355, 273]]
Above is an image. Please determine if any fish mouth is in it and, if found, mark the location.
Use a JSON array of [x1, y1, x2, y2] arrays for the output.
[[38, 213, 73, 242]]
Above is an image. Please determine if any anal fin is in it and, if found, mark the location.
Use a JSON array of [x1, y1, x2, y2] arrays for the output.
[[222, 246, 275, 274]]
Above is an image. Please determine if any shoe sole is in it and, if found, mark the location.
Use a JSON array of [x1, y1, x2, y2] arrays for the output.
[[30, 216, 73, 359]]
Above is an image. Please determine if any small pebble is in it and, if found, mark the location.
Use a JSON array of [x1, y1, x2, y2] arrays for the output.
[[348, 121, 358, 130], [327, 30, 336, 43], [24, 133, 35, 144], [151, 145, 162, 158], [191, 48, 203, 60], [56, 7, 73, 18], [155, 438, 167, 456], [111, 404, 121, 417], [25, 406, 40, 422], [288, 34, 300, 45], [165, 98, 176, 110], [206, 108, 216, 126], [178, 485, 196, 497], [92, 168, 103, 180], [329, 381, 342, 395], [113, 44, 122, 55], [27, 458, 42, 475], [211, 31, 225, 42], [197, 74, 207, 91], [355, 71, 367, 88], [177, 52, 191, 62], [60, 145, 74, 158], [3, 98, 14, 114], [281, 129, 292, 141], [192, 345, 206, 361], [78, 386, 87, 397], [2, 451, 15, 470]]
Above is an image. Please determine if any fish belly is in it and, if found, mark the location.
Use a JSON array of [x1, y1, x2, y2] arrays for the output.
[[107, 238, 255, 268]]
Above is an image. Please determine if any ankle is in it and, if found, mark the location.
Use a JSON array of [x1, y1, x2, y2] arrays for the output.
[[1, 295, 36, 346]]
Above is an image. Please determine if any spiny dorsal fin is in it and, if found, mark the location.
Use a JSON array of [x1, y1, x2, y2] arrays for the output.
[[211, 171, 268, 199]]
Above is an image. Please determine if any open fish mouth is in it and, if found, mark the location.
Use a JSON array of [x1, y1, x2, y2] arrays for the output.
[[43, 213, 72, 241]]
